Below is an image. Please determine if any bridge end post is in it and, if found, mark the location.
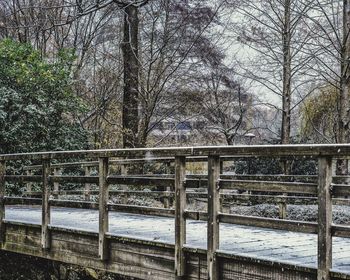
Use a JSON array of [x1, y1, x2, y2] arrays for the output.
[[207, 155, 220, 280], [175, 156, 186, 279], [317, 156, 333, 280], [0, 160, 5, 246], [41, 159, 51, 250], [99, 157, 109, 261]]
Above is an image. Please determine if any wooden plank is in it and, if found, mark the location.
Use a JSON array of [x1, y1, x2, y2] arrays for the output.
[[84, 166, 91, 201], [26, 170, 33, 193], [174, 156, 186, 279], [5, 144, 350, 161], [0, 160, 5, 245], [207, 155, 220, 280], [220, 179, 317, 194], [41, 159, 51, 250], [98, 157, 109, 261], [219, 214, 318, 234], [331, 184, 350, 197], [50, 199, 99, 209], [107, 176, 174, 187], [108, 204, 175, 217], [50, 175, 98, 184], [5, 175, 42, 183], [332, 225, 350, 238], [5, 196, 42, 205], [317, 156, 333, 280], [53, 168, 61, 199]]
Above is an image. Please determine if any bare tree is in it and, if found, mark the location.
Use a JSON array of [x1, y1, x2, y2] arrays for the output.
[[230, 0, 314, 146]]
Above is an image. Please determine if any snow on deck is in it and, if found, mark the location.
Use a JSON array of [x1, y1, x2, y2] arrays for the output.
[[4, 205, 350, 273]]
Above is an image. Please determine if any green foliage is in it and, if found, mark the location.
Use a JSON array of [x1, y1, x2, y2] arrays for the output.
[[300, 85, 338, 143], [0, 39, 88, 154]]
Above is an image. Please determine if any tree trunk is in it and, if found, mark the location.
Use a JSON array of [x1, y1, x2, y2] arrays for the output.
[[281, 0, 292, 146], [281, 0, 292, 175], [337, 0, 350, 174], [122, 4, 140, 148]]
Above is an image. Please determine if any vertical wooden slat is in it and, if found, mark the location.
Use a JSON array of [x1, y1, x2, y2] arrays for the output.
[[53, 168, 60, 199], [278, 202, 287, 219], [41, 159, 51, 250], [99, 157, 109, 260], [0, 160, 5, 245], [84, 166, 91, 201], [175, 156, 186, 279], [26, 169, 33, 194], [318, 156, 333, 280], [208, 155, 220, 280], [219, 160, 223, 213], [164, 162, 171, 209]]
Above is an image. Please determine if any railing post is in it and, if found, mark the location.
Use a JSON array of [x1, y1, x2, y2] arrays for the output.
[[41, 159, 51, 250], [175, 156, 186, 279], [26, 170, 33, 195], [99, 157, 109, 261], [318, 156, 333, 280], [53, 168, 61, 199], [207, 155, 220, 280], [84, 166, 91, 201], [164, 162, 172, 209], [0, 160, 5, 245], [278, 201, 287, 219]]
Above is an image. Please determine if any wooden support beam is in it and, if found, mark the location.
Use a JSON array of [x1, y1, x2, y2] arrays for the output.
[[207, 155, 220, 280], [99, 157, 109, 261], [174, 156, 186, 279], [0, 161, 5, 245], [41, 159, 51, 250], [53, 168, 61, 199], [317, 156, 333, 280], [278, 202, 287, 219], [84, 166, 91, 201], [164, 162, 172, 209], [26, 170, 33, 193]]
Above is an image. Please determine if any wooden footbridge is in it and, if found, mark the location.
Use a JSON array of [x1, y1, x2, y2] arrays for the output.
[[1, 145, 350, 280]]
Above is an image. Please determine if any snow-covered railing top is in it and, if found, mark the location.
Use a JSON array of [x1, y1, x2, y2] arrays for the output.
[[2, 143, 350, 161], [0, 144, 349, 280]]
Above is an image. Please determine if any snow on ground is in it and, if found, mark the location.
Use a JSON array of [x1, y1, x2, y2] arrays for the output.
[[230, 204, 350, 224]]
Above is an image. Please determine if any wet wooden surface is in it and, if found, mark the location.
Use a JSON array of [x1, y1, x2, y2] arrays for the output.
[[4, 205, 350, 274]]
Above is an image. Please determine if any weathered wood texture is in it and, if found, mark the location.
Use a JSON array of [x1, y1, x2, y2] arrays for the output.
[[207, 156, 220, 280], [174, 156, 186, 279], [99, 157, 109, 260], [318, 157, 333, 280], [0, 161, 5, 245], [5, 143, 350, 161], [2, 221, 341, 280], [2, 145, 350, 279], [41, 159, 51, 250]]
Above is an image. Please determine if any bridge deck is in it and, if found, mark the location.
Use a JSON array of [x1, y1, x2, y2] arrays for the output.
[[5, 205, 350, 274]]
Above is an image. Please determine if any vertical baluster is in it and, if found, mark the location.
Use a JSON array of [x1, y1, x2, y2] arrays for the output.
[[318, 156, 333, 280], [207, 155, 220, 280], [26, 169, 33, 195], [84, 166, 91, 201], [175, 156, 186, 279], [99, 157, 109, 260], [53, 168, 60, 199], [41, 159, 51, 250], [0, 160, 5, 245], [164, 162, 171, 209]]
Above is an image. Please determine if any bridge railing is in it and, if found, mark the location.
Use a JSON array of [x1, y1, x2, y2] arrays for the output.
[[1, 144, 350, 280]]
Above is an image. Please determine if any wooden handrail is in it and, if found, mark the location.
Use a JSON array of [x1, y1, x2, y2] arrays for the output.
[[1, 145, 350, 280], [3, 143, 350, 161]]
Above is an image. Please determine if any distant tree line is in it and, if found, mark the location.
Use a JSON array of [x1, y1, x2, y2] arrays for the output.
[[0, 0, 349, 154]]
